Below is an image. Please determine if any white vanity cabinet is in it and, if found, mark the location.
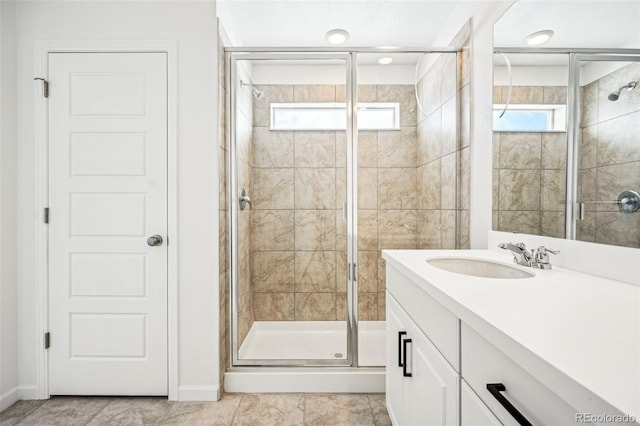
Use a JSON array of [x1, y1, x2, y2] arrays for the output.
[[386, 293, 459, 426]]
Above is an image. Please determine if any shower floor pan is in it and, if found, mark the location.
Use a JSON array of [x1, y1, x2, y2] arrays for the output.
[[238, 320, 385, 366]]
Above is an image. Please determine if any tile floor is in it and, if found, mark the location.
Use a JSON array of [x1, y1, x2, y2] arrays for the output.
[[0, 393, 391, 426]]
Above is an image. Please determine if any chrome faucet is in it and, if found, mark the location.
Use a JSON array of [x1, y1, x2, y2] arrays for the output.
[[498, 242, 559, 269]]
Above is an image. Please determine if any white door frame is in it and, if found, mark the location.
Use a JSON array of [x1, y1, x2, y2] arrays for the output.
[[33, 40, 179, 400]]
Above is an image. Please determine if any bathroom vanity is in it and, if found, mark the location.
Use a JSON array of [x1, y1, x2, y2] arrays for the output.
[[383, 249, 639, 425]]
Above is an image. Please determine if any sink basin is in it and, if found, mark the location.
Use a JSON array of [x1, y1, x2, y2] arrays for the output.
[[426, 258, 534, 279]]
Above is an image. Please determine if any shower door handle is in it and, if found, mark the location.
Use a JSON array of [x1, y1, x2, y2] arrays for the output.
[[398, 331, 407, 367]]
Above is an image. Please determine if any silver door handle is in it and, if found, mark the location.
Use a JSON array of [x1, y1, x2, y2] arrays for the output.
[[239, 188, 252, 210], [147, 235, 163, 246]]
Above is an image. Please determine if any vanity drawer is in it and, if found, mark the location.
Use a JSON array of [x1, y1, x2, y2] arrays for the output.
[[461, 322, 578, 425], [386, 265, 459, 370]]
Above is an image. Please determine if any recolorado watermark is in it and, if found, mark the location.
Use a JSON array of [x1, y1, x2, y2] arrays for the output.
[[576, 413, 637, 424]]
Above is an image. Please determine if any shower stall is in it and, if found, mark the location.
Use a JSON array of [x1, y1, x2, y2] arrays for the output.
[[221, 48, 466, 388]]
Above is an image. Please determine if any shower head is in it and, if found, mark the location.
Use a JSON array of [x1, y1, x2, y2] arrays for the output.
[[608, 81, 637, 102], [240, 80, 264, 100]]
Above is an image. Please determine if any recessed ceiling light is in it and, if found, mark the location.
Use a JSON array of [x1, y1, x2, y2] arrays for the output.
[[378, 57, 393, 65], [525, 30, 554, 46], [326, 29, 349, 45]]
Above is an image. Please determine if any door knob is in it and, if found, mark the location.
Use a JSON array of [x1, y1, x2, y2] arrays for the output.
[[147, 235, 163, 247]]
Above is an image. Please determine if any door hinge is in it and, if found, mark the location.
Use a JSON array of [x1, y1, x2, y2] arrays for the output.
[[44, 207, 50, 224], [44, 332, 50, 349], [34, 77, 49, 98]]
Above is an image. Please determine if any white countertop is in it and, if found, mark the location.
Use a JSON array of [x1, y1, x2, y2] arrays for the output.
[[382, 249, 640, 420]]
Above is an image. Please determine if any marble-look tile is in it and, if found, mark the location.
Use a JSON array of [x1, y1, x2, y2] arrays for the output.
[[219, 147, 228, 211], [493, 86, 503, 104], [358, 251, 379, 293], [492, 133, 500, 168], [253, 293, 294, 321], [580, 81, 598, 128], [458, 147, 471, 210], [498, 170, 541, 211], [506, 86, 543, 104], [492, 170, 500, 211], [578, 168, 597, 209], [576, 211, 596, 243], [441, 210, 456, 249], [499, 132, 541, 169], [541, 170, 567, 211], [543, 86, 567, 104], [295, 210, 336, 250], [252, 251, 294, 293], [368, 394, 392, 426], [417, 161, 440, 210], [378, 85, 417, 127], [358, 168, 378, 210], [358, 131, 378, 168], [236, 113, 253, 166], [336, 132, 347, 168], [252, 210, 294, 251], [336, 292, 347, 321], [252, 168, 294, 210], [579, 125, 598, 169], [441, 96, 457, 156], [541, 211, 566, 239], [253, 128, 294, 168], [336, 84, 377, 103], [295, 293, 336, 321], [377, 292, 386, 321], [420, 57, 443, 117], [378, 168, 417, 210], [378, 127, 417, 168], [295, 168, 336, 209], [595, 211, 640, 248], [597, 110, 640, 166], [441, 53, 458, 102], [358, 292, 378, 321], [295, 251, 336, 292], [336, 168, 346, 209], [237, 159, 252, 200], [417, 210, 442, 249], [304, 394, 375, 426], [541, 132, 567, 169], [597, 62, 640, 124], [336, 210, 347, 251], [418, 107, 442, 165], [498, 211, 540, 235], [441, 153, 456, 210], [0, 400, 46, 426], [253, 85, 294, 127], [336, 251, 348, 293], [294, 85, 335, 102], [378, 210, 417, 249], [233, 394, 304, 426], [458, 83, 471, 149], [358, 210, 378, 251], [294, 132, 335, 167], [492, 211, 499, 230], [87, 397, 171, 425], [161, 395, 242, 425], [596, 162, 640, 212], [377, 255, 386, 292], [457, 209, 470, 249], [19, 397, 111, 426]]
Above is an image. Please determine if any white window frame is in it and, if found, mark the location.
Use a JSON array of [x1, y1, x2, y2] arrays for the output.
[[493, 103, 566, 132], [270, 102, 400, 131]]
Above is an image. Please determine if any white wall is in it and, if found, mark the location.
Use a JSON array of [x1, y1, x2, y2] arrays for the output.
[[0, 0, 20, 412], [15, 1, 219, 401], [431, 0, 516, 249]]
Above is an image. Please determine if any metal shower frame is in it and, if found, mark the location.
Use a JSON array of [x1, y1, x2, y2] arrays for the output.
[[226, 46, 459, 368]]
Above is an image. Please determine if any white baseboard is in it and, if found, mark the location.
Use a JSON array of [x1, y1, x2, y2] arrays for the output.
[[0, 387, 19, 412], [224, 368, 385, 393], [17, 385, 39, 400], [177, 385, 220, 401]]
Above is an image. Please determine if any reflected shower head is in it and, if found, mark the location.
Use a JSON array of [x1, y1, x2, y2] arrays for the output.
[[240, 80, 264, 100], [608, 81, 637, 101]]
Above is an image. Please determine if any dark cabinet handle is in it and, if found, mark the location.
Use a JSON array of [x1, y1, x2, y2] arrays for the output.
[[402, 338, 412, 377], [486, 383, 532, 426], [398, 331, 407, 367]]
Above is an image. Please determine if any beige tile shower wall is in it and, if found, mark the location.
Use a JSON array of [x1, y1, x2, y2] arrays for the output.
[[250, 84, 418, 322], [492, 86, 568, 238], [577, 62, 640, 248]]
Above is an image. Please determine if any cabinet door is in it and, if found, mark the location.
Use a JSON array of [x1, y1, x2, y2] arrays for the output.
[[461, 379, 502, 426], [386, 293, 410, 425], [407, 321, 459, 426]]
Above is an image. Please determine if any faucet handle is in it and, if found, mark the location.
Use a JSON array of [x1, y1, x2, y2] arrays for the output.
[[536, 246, 559, 255]]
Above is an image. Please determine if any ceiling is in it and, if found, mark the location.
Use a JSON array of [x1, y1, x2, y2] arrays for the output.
[[217, 0, 462, 47]]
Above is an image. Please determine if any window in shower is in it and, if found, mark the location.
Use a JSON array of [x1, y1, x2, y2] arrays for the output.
[[270, 102, 400, 130]]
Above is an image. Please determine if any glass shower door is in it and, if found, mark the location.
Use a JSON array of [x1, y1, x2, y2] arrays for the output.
[[229, 53, 355, 366]]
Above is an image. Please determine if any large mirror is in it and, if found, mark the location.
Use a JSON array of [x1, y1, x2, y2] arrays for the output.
[[493, 0, 640, 248]]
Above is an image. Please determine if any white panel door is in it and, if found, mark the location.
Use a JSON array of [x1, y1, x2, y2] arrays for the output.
[[49, 52, 168, 395]]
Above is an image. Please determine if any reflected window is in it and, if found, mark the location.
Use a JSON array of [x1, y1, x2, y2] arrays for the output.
[[271, 102, 400, 131]]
